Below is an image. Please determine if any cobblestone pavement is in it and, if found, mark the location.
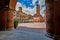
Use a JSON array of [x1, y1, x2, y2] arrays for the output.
[[17, 27, 46, 33], [17, 22, 46, 33], [18, 22, 46, 28], [0, 23, 53, 40], [0, 30, 53, 40]]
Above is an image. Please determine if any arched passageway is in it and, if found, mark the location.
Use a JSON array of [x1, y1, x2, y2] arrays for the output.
[[0, 0, 60, 39]]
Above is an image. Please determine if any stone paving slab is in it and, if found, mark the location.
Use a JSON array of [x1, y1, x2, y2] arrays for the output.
[[0, 30, 53, 40], [18, 22, 46, 28], [17, 27, 46, 33]]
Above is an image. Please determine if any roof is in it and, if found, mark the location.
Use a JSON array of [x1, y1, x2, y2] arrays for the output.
[[33, 13, 42, 17], [33, 13, 45, 22]]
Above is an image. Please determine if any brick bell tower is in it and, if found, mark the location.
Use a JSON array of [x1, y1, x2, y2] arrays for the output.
[[19, 7, 22, 12], [36, 4, 40, 15], [33, 4, 44, 22]]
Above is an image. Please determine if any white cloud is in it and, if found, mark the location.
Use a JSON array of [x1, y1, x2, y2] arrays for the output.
[[22, 6, 36, 16], [39, 0, 45, 5], [40, 7, 46, 17], [15, 2, 36, 16], [32, 0, 37, 5], [39, 0, 45, 16], [15, 0, 46, 16], [15, 2, 22, 11]]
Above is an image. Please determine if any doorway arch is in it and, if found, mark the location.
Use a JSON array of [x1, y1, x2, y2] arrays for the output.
[[0, 0, 60, 39]]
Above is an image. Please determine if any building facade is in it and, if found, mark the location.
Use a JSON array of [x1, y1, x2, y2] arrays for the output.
[[33, 4, 44, 22], [44, 9, 46, 22], [17, 7, 32, 23]]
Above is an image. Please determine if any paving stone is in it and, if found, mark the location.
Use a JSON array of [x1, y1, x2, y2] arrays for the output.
[[0, 30, 53, 40]]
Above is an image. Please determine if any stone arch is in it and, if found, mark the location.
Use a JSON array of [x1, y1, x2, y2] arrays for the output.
[[0, 0, 60, 39], [0, 0, 17, 30]]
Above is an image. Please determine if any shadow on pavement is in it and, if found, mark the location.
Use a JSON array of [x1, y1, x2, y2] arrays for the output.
[[16, 26, 46, 33]]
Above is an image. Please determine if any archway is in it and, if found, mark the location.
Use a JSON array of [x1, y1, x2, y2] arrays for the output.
[[0, 0, 17, 30], [0, 0, 60, 39]]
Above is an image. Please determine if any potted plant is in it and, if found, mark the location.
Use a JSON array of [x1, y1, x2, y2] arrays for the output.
[[14, 19, 18, 28]]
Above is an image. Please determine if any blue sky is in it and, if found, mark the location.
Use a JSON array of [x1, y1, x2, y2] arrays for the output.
[[18, 0, 39, 8], [16, 0, 46, 16]]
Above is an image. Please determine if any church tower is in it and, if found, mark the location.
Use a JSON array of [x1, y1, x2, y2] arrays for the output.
[[19, 7, 22, 12], [33, 4, 44, 22], [36, 4, 40, 15]]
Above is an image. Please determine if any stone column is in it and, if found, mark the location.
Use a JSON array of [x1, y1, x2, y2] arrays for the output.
[[0, 0, 17, 30], [45, 0, 54, 38], [7, 0, 17, 30], [54, 0, 60, 39], [0, 9, 8, 30]]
